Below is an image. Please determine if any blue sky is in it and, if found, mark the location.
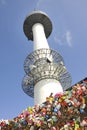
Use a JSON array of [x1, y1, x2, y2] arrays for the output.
[[0, 0, 87, 119]]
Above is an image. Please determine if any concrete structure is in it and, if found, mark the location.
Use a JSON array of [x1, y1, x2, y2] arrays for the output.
[[22, 11, 72, 105]]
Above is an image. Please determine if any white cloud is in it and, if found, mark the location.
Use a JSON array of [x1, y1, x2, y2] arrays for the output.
[[54, 37, 63, 46], [54, 30, 72, 47], [65, 31, 72, 47]]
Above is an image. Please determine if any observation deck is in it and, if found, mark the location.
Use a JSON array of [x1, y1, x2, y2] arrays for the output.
[[23, 11, 52, 40], [22, 48, 72, 97]]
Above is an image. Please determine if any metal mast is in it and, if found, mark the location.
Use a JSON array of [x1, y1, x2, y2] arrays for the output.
[[22, 10, 72, 105]]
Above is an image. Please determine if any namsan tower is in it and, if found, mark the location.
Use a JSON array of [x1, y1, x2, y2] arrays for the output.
[[22, 10, 72, 105]]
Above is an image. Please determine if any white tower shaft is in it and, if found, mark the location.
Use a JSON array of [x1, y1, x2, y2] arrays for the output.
[[34, 79, 63, 105], [32, 23, 49, 50], [32, 23, 63, 105]]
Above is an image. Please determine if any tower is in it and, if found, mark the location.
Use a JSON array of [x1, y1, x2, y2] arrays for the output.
[[22, 11, 72, 105]]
